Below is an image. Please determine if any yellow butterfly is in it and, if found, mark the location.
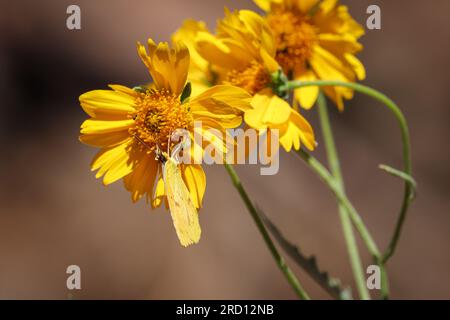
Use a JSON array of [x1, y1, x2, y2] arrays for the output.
[[134, 133, 201, 247], [161, 139, 201, 247]]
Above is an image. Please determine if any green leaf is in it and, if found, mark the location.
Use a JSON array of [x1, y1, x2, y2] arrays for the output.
[[379, 164, 417, 199], [180, 82, 192, 104], [256, 206, 353, 300]]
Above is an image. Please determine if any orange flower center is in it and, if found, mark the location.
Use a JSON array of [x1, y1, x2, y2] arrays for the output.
[[128, 88, 193, 153], [224, 60, 270, 95], [266, 8, 318, 74]]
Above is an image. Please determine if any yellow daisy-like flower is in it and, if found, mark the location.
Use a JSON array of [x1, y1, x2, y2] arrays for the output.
[[254, 0, 365, 110], [79, 39, 251, 245], [179, 9, 315, 152]]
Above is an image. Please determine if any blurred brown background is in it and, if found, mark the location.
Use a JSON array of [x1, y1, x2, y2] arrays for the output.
[[0, 0, 449, 299]]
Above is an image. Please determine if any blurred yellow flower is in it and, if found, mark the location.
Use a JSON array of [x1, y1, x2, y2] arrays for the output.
[[79, 39, 251, 245], [178, 9, 315, 152], [255, 0, 365, 110]]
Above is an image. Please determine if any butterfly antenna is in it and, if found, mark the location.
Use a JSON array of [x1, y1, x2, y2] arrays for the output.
[[133, 134, 152, 150], [134, 134, 165, 163]]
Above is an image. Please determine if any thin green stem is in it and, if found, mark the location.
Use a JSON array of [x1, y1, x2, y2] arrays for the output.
[[316, 92, 370, 300], [317, 93, 343, 183], [296, 149, 391, 299], [295, 150, 381, 259], [380, 263, 390, 299], [224, 163, 310, 300], [284, 80, 413, 264]]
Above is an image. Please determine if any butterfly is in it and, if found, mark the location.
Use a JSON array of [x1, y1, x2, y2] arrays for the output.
[[145, 131, 201, 247], [163, 152, 201, 247]]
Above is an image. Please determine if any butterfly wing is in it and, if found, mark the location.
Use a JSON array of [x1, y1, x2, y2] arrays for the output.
[[163, 157, 201, 247]]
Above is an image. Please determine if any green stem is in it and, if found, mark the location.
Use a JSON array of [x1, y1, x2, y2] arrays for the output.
[[317, 93, 343, 183], [224, 163, 310, 300], [316, 92, 370, 300], [297, 149, 389, 299], [295, 149, 381, 258], [380, 263, 390, 299], [284, 80, 413, 264], [296, 149, 392, 299]]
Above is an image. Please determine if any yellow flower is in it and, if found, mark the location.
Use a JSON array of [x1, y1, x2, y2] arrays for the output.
[[254, 0, 365, 110], [79, 39, 251, 244], [185, 9, 315, 152]]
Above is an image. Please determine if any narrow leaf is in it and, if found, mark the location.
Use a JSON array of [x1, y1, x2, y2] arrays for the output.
[[379, 164, 417, 199]]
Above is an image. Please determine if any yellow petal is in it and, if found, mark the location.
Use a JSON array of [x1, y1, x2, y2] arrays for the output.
[[217, 9, 269, 60], [290, 110, 316, 150], [154, 42, 189, 95], [294, 70, 319, 110], [323, 86, 345, 111], [310, 46, 350, 82], [123, 155, 158, 203], [239, 10, 276, 56], [260, 48, 279, 74], [108, 84, 139, 98], [196, 32, 246, 71], [298, 0, 320, 13], [190, 79, 212, 98], [344, 53, 366, 80], [279, 122, 296, 152], [193, 118, 230, 155], [319, 0, 338, 14], [79, 88, 136, 119], [181, 164, 206, 209], [277, 108, 316, 152], [152, 170, 166, 209], [137, 41, 167, 91], [172, 20, 212, 95], [253, 0, 282, 12], [137, 39, 189, 95], [79, 130, 131, 147], [245, 89, 291, 129], [318, 33, 363, 54], [172, 19, 210, 74], [90, 140, 138, 185], [80, 119, 134, 135], [188, 132, 205, 165], [329, 4, 365, 38], [189, 85, 252, 111], [189, 85, 251, 128], [316, 34, 364, 84]]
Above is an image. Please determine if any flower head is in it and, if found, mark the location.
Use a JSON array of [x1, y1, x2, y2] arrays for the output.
[[255, 0, 365, 110], [79, 39, 251, 246], [181, 9, 315, 152]]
